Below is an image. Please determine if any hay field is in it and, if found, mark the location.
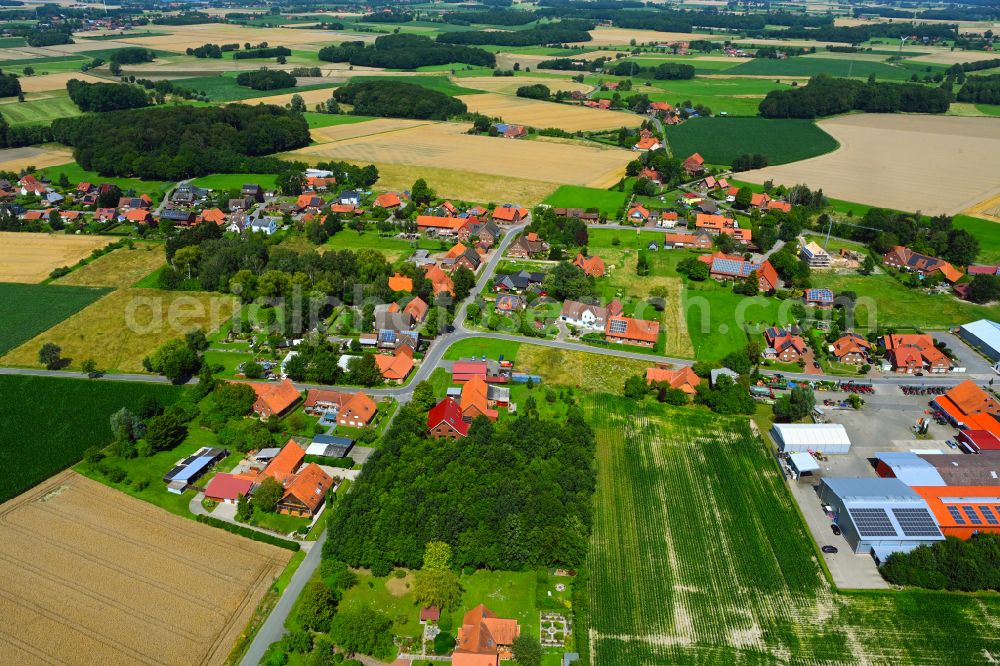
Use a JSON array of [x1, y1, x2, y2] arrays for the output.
[[908, 49, 1000, 65], [457, 92, 642, 131], [579, 27, 709, 46], [17, 72, 107, 93], [347, 161, 557, 206], [288, 121, 633, 187], [0, 471, 290, 666], [117, 24, 371, 53], [0, 288, 238, 372], [739, 114, 1000, 216], [54, 243, 165, 288], [239, 85, 336, 107], [309, 118, 429, 143], [0, 145, 73, 172], [0, 232, 117, 283], [460, 76, 590, 96]]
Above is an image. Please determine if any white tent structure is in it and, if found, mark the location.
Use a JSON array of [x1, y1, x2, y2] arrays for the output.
[[771, 423, 852, 454]]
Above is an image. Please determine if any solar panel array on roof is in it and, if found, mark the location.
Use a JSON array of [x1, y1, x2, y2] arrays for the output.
[[712, 258, 750, 277], [807, 288, 833, 301], [849, 507, 897, 537], [378, 329, 396, 342], [173, 455, 214, 482], [963, 505, 983, 525], [981, 506, 1000, 525], [609, 319, 628, 334], [891, 508, 942, 537], [947, 505, 966, 524]]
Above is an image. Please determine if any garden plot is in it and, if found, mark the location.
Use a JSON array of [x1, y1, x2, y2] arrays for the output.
[[584, 395, 1000, 665], [0, 471, 290, 666], [739, 114, 1000, 216], [287, 121, 633, 187], [0, 232, 117, 283], [457, 92, 642, 132], [0, 145, 74, 173]]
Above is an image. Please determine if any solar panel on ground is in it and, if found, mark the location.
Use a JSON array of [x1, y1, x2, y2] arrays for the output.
[[849, 507, 897, 537], [891, 508, 942, 537], [947, 505, 966, 524], [963, 505, 984, 525], [980, 506, 999, 525]]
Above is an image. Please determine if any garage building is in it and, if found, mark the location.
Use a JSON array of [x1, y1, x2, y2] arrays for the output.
[[771, 423, 851, 454], [959, 319, 1000, 363], [818, 477, 944, 558]]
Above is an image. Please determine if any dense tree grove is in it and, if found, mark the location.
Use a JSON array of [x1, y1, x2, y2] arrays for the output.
[[25, 30, 73, 47], [235, 68, 296, 90], [882, 534, 1000, 591], [605, 60, 695, 80], [332, 80, 466, 120], [516, 83, 550, 99], [324, 404, 596, 571], [66, 79, 149, 112], [232, 45, 292, 60], [319, 34, 495, 69], [109, 47, 156, 66], [444, 9, 536, 25], [0, 69, 21, 98], [957, 74, 1000, 104], [50, 105, 310, 179], [187, 43, 223, 58], [436, 20, 594, 46], [759, 75, 951, 118]]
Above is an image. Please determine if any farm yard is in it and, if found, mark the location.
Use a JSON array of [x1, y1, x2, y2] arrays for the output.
[[54, 243, 166, 289], [739, 114, 1000, 216], [0, 232, 119, 283], [0, 282, 110, 355], [457, 93, 643, 132], [583, 395, 1000, 665], [286, 121, 634, 187], [0, 288, 238, 373], [666, 117, 839, 166], [0, 375, 184, 502], [0, 471, 290, 665]]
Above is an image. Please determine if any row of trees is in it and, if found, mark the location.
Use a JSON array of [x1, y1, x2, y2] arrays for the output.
[[759, 75, 951, 118], [957, 74, 1000, 104], [319, 34, 495, 70], [50, 104, 310, 180], [332, 80, 467, 120], [604, 60, 695, 80], [436, 19, 594, 46], [66, 79, 149, 112], [882, 534, 1000, 591], [232, 45, 291, 60]]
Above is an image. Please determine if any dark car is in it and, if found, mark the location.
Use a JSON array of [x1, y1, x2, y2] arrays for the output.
[[813, 361, 821, 369], [822, 545, 838, 554], [831, 524, 842, 536]]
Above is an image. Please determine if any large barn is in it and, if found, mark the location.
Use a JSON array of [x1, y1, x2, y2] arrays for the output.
[[771, 423, 851, 454], [959, 319, 1000, 364]]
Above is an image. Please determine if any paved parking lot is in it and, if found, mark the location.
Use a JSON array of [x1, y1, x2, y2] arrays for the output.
[[933, 330, 996, 377]]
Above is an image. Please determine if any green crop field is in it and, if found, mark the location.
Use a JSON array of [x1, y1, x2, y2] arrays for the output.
[[954, 214, 1000, 263], [0, 93, 81, 126], [0, 375, 185, 502], [593, 76, 791, 117], [303, 112, 375, 128], [667, 116, 839, 166], [39, 161, 174, 197], [170, 74, 331, 102], [542, 185, 628, 217], [0, 37, 24, 47], [976, 104, 1000, 117], [730, 56, 940, 81], [0, 282, 110, 355], [190, 172, 279, 190], [349, 74, 484, 96], [583, 394, 1000, 665]]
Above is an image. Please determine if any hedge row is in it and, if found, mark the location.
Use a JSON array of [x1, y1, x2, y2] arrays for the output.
[[195, 514, 301, 551]]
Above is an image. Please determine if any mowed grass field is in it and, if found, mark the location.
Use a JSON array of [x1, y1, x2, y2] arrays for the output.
[[0, 471, 290, 665], [730, 55, 939, 81], [583, 394, 1000, 665], [518, 344, 653, 391], [0, 232, 119, 283], [54, 243, 166, 288], [542, 185, 627, 216], [0, 288, 239, 373], [0, 93, 81, 126], [0, 282, 110, 355], [0, 375, 184, 502], [595, 77, 791, 117], [667, 116, 839, 166]]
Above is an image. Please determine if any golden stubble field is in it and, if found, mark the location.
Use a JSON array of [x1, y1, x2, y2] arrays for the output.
[[239, 85, 337, 107], [111, 24, 372, 53], [0, 145, 74, 173], [0, 471, 290, 666], [0, 288, 238, 372], [0, 232, 117, 283], [287, 121, 633, 188], [739, 114, 1000, 216], [54, 243, 166, 288], [17, 72, 108, 93], [457, 92, 642, 132]]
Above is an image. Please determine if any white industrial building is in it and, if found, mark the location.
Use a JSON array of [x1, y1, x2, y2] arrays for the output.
[[771, 423, 852, 454], [959, 319, 1000, 367]]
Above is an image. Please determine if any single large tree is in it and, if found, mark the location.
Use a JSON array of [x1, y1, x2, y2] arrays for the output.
[[253, 476, 284, 513], [38, 342, 62, 369]]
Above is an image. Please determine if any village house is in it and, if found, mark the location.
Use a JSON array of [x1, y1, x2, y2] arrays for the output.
[[247, 378, 302, 419], [633, 136, 661, 152], [882, 246, 964, 283], [880, 333, 952, 374], [495, 294, 526, 314], [276, 461, 334, 517], [830, 333, 872, 365], [203, 473, 255, 505], [560, 299, 621, 330], [645, 365, 701, 396], [494, 122, 527, 139], [443, 243, 482, 272], [695, 213, 736, 235], [171, 182, 207, 206], [242, 183, 265, 202], [764, 327, 808, 363], [507, 232, 549, 259], [424, 264, 455, 297], [648, 101, 673, 114], [125, 208, 152, 225], [553, 207, 599, 222], [375, 303, 414, 333], [199, 208, 227, 226], [404, 296, 429, 324], [606, 315, 660, 347], [627, 205, 650, 224], [458, 219, 501, 245], [491, 205, 529, 225], [682, 153, 705, 177], [698, 252, 779, 292], [337, 391, 377, 427], [639, 167, 662, 185], [337, 190, 361, 206], [804, 287, 834, 308], [303, 389, 351, 417], [18, 175, 47, 197], [428, 397, 470, 439], [295, 194, 326, 212], [118, 194, 152, 210], [494, 270, 545, 293], [375, 346, 414, 384], [768, 200, 792, 213], [656, 210, 680, 228], [800, 241, 831, 268], [373, 192, 403, 209], [160, 209, 196, 226], [418, 215, 464, 234], [229, 196, 255, 211], [95, 207, 117, 222], [573, 253, 606, 278], [461, 376, 499, 422], [663, 231, 713, 250]]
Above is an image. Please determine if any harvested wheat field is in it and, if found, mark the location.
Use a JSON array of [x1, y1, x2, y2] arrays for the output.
[[458, 92, 641, 131], [289, 121, 633, 187], [909, 48, 1000, 65], [309, 118, 428, 143], [579, 27, 716, 46], [740, 114, 1000, 215], [240, 86, 337, 107], [0, 232, 117, 283], [965, 193, 1000, 222], [351, 161, 557, 206], [0, 288, 238, 372], [0, 471, 290, 666], [0, 145, 73, 172], [17, 72, 108, 93], [119, 24, 369, 53], [54, 243, 165, 288], [460, 76, 590, 96]]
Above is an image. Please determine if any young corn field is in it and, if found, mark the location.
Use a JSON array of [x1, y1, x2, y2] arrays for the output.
[[584, 395, 1000, 665]]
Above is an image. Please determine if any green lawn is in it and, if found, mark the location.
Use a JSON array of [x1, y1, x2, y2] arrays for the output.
[[0, 93, 81, 126], [191, 173, 279, 190], [443, 338, 521, 361], [349, 75, 484, 96], [730, 56, 942, 81], [684, 280, 796, 362], [204, 350, 256, 378], [542, 185, 628, 217], [0, 375, 185, 502], [0, 282, 110, 355], [324, 229, 416, 262], [39, 161, 174, 197], [170, 74, 332, 102], [247, 507, 310, 535], [667, 116, 839, 166], [302, 112, 375, 128], [976, 103, 1000, 117], [954, 214, 1000, 264]]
